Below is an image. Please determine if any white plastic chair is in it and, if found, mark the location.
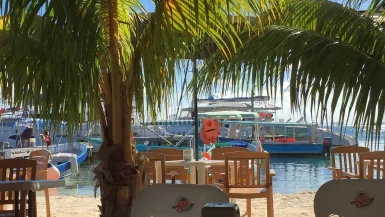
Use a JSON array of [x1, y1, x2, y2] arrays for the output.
[[314, 179, 385, 217], [131, 184, 229, 217]]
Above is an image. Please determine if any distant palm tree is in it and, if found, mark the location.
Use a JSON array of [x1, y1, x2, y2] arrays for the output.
[[194, 0, 385, 149], [0, 0, 281, 216]]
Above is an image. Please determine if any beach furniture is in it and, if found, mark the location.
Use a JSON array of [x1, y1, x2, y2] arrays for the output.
[[131, 184, 228, 217], [29, 150, 51, 217], [328, 146, 369, 180], [0, 180, 64, 217], [142, 152, 166, 188], [210, 147, 249, 186], [0, 159, 37, 216], [359, 151, 385, 179], [314, 179, 385, 217], [224, 152, 275, 217], [149, 149, 187, 184]]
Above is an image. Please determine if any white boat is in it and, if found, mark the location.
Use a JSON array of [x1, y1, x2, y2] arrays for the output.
[[149, 96, 357, 147]]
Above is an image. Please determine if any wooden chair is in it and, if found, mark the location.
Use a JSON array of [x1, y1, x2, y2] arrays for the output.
[[148, 149, 187, 184], [0, 159, 37, 216], [224, 152, 275, 217], [30, 150, 51, 217], [328, 146, 369, 180], [210, 147, 249, 185], [142, 152, 166, 187], [359, 151, 385, 179]]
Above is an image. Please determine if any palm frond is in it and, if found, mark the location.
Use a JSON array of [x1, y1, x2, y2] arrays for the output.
[[193, 0, 385, 147]]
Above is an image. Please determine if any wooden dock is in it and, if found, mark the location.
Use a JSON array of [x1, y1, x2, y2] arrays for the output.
[[0, 147, 44, 159]]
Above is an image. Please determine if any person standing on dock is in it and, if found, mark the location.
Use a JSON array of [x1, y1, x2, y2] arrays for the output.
[[10, 126, 34, 148], [44, 129, 52, 147]]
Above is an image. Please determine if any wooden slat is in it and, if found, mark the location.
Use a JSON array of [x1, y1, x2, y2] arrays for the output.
[[343, 154, 347, 173], [353, 153, 357, 174], [376, 160, 381, 179], [251, 159, 255, 185], [348, 153, 352, 173]]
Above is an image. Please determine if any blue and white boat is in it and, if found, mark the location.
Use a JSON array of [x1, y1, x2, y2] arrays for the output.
[[49, 142, 88, 177]]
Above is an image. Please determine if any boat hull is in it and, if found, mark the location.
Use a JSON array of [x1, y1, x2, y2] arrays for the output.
[[218, 137, 327, 156], [49, 143, 88, 176]]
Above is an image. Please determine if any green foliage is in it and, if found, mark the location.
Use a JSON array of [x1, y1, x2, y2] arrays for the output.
[[193, 0, 385, 149], [0, 0, 284, 141]]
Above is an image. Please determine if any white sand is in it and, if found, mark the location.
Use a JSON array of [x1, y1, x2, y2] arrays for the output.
[[35, 192, 316, 217]]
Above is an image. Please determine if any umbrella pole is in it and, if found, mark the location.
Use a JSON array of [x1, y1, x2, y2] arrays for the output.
[[193, 59, 199, 184]]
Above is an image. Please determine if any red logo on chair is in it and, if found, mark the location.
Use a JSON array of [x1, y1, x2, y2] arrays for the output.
[[172, 197, 194, 213], [351, 192, 374, 208]]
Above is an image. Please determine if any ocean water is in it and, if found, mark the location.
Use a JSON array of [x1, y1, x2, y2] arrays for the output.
[[56, 126, 384, 196]]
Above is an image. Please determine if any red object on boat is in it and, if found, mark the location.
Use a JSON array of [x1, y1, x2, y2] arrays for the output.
[[258, 112, 273, 119], [287, 137, 295, 142], [200, 119, 220, 144], [273, 138, 287, 143]]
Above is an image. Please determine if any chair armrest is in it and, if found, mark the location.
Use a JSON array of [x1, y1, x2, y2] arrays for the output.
[[269, 169, 276, 176], [328, 166, 337, 171]]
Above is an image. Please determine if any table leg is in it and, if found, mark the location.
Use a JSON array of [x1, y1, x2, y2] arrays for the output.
[[19, 191, 27, 217], [197, 165, 206, 184], [14, 191, 19, 217], [189, 166, 197, 184], [27, 190, 34, 217]]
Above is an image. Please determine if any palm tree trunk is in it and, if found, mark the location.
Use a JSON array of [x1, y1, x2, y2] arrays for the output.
[[93, 1, 146, 217]]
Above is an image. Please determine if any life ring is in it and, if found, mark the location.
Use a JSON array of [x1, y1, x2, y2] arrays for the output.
[[203, 152, 211, 160], [200, 119, 220, 144]]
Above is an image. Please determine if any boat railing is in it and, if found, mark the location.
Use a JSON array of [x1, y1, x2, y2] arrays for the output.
[[174, 126, 201, 147], [143, 125, 174, 146]]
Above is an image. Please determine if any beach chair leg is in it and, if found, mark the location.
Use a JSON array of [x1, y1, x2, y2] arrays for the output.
[[45, 189, 51, 217], [267, 191, 274, 217], [246, 199, 251, 217]]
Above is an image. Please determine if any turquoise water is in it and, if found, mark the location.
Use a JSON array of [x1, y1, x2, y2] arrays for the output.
[[55, 127, 382, 195]]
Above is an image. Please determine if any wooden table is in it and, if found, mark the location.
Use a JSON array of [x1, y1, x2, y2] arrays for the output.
[[0, 180, 65, 217], [156, 160, 235, 185]]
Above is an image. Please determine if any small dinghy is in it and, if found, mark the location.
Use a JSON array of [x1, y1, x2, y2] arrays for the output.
[[48, 143, 88, 178]]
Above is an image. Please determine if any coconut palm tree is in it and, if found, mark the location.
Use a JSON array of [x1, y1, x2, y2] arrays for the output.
[[0, 0, 284, 216], [193, 0, 385, 150]]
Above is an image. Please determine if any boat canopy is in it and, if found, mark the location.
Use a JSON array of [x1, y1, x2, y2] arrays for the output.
[[141, 120, 201, 126], [224, 120, 315, 127], [141, 111, 260, 126], [197, 111, 259, 120]]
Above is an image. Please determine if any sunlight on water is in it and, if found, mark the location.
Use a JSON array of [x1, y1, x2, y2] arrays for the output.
[[53, 126, 384, 195]]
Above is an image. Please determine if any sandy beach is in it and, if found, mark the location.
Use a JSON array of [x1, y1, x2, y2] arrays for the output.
[[34, 192, 316, 217]]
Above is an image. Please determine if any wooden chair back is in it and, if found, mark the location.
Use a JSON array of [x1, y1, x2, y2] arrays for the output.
[[330, 146, 369, 179], [30, 150, 51, 180], [211, 147, 249, 184], [224, 151, 271, 190], [0, 159, 37, 205], [359, 151, 385, 179], [142, 152, 166, 186], [149, 148, 183, 160], [211, 147, 248, 160], [148, 149, 186, 183]]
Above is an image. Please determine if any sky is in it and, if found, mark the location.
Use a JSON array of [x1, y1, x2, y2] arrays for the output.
[[0, 0, 372, 125], [139, 0, 372, 125]]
